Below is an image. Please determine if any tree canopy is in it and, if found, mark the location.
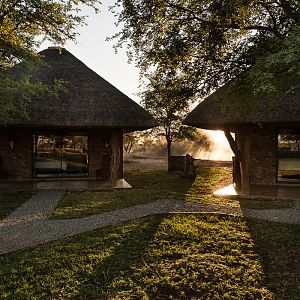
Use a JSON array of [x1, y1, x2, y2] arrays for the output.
[[0, 0, 100, 68], [0, 0, 100, 122], [142, 71, 209, 159], [113, 0, 300, 98]]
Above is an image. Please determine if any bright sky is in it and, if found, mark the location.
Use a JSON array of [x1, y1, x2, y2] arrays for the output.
[[41, 3, 140, 102]]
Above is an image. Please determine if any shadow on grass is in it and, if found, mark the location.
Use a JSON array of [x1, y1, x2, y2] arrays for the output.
[[0, 191, 33, 221], [76, 215, 165, 298], [244, 217, 300, 300]]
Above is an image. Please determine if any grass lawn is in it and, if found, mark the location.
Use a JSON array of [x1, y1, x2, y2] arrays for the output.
[[0, 214, 299, 299], [0, 192, 33, 221], [51, 167, 294, 219]]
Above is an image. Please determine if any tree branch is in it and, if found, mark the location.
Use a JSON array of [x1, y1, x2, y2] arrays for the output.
[[224, 128, 243, 162]]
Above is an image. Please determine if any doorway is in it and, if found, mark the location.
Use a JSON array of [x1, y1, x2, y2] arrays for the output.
[[33, 133, 88, 177]]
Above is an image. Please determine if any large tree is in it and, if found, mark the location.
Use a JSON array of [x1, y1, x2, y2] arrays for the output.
[[0, 0, 100, 122], [142, 71, 209, 161], [112, 0, 300, 98]]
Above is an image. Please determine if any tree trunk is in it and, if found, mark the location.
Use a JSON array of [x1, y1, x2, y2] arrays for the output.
[[224, 129, 242, 191], [167, 141, 171, 158], [167, 140, 172, 171], [235, 128, 253, 194]]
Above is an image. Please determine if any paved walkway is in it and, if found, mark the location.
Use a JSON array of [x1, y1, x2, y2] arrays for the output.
[[0, 192, 299, 255]]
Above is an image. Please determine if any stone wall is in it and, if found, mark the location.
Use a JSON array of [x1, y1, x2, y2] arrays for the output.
[[0, 128, 32, 180], [0, 128, 124, 181], [248, 127, 277, 185], [236, 125, 277, 190], [168, 156, 185, 172], [88, 129, 112, 179], [88, 129, 124, 180]]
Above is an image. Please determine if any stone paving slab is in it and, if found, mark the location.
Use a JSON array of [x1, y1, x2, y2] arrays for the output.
[[0, 197, 299, 255]]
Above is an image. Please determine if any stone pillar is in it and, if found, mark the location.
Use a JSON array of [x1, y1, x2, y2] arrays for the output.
[[110, 129, 122, 183], [88, 129, 112, 179], [0, 128, 32, 181], [236, 125, 278, 194], [119, 131, 124, 179], [236, 128, 250, 194]]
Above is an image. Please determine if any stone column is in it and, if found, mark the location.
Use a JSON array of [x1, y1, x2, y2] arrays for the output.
[[110, 129, 122, 183]]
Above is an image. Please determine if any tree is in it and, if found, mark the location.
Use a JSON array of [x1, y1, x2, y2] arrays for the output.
[[0, 0, 100, 122], [142, 71, 210, 162], [112, 0, 300, 98], [123, 132, 140, 153]]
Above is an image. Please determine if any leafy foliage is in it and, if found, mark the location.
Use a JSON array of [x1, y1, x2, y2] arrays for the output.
[[112, 0, 300, 100], [142, 71, 210, 157], [0, 0, 100, 122], [123, 132, 140, 153], [0, 69, 65, 122], [0, 0, 100, 68]]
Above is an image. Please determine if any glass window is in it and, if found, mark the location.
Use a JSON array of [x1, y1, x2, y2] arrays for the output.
[[33, 133, 88, 177], [278, 129, 300, 182]]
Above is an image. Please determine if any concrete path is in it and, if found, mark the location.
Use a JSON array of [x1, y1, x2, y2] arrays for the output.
[[0, 192, 299, 255]]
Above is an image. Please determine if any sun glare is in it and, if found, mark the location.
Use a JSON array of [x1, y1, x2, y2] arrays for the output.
[[195, 130, 233, 161], [209, 130, 228, 145]]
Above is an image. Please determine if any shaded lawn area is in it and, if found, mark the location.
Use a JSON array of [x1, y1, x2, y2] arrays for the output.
[[52, 167, 293, 219], [0, 214, 299, 299], [0, 192, 32, 221]]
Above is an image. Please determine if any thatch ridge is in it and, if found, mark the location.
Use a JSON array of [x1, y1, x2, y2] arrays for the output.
[[5, 47, 156, 130], [183, 79, 300, 130]]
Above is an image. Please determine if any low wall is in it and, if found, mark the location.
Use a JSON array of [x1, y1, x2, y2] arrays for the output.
[[168, 155, 195, 175], [168, 156, 185, 172]]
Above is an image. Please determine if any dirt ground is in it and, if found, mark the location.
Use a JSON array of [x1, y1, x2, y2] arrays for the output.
[[123, 155, 232, 170], [124, 156, 168, 170]]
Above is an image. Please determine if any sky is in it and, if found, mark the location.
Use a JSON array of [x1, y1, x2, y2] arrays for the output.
[[41, 3, 140, 101]]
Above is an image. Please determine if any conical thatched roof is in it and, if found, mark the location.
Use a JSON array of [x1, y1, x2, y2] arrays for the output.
[[184, 80, 300, 130], [6, 47, 156, 130]]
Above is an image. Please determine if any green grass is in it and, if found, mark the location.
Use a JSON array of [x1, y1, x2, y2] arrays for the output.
[[51, 169, 195, 219], [0, 214, 299, 299], [0, 192, 33, 221], [52, 167, 293, 219], [185, 168, 294, 209]]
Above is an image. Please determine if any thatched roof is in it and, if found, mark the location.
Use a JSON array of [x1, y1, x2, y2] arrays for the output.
[[183, 79, 300, 130], [5, 47, 156, 130]]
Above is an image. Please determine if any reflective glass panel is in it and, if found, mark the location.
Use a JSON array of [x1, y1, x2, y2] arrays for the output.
[[278, 129, 300, 182], [33, 133, 88, 177]]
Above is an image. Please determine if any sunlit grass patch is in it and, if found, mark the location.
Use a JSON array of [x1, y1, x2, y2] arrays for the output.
[[51, 169, 194, 219], [186, 168, 293, 209], [0, 192, 33, 221], [52, 167, 292, 219], [0, 214, 299, 299]]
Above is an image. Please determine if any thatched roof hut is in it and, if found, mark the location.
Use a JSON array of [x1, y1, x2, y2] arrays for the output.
[[183, 80, 300, 195], [0, 47, 156, 184], [8, 47, 156, 131], [183, 83, 300, 130]]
